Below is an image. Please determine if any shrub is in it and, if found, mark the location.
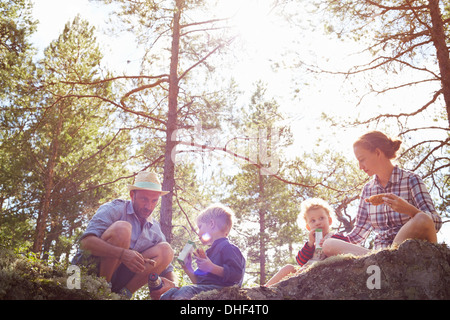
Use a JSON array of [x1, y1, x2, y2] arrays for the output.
[[0, 248, 122, 300]]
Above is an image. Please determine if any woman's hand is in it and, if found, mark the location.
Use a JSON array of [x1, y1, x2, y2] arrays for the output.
[[382, 193, 420, 217]]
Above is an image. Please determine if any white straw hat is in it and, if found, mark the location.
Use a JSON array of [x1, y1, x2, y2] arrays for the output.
[[127, 171, 169, 195]]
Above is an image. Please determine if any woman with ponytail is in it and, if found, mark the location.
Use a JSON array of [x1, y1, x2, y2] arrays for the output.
[[323, 131, 442, 256]]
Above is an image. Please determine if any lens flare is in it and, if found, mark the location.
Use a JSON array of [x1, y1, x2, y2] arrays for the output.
[[200, 233, 211, 243]]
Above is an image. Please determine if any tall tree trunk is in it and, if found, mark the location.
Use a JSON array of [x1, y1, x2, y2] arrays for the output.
[[258, 170, 266, 285], [32, 110, 63, 255], [42, 219, 60, 261], [160, 0, 182, 243], [428, 0, 450, 127]]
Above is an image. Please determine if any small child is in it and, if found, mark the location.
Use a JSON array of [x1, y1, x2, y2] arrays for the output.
[[265, 198, 349, 287], [160, 204, 246, 300]]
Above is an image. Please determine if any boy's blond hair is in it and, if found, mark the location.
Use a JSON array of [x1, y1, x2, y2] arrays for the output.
[[197, 203, 234, 235], [300, 198, 334, 222]]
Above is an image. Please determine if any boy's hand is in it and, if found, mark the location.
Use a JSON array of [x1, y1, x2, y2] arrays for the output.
[[194, 254, 224, 278], [181, 251, 194, 272], [193, 253, 214, 273], [307, 229, 316, 247]]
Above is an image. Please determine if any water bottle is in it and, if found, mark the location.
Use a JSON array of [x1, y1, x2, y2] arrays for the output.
[[148, 273, 164, 292], [315, 228, 323, 251]]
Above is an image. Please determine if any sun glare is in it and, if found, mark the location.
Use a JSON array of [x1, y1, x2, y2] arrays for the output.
[[233, 2, 274, 45], [214, 0, 284, 52]]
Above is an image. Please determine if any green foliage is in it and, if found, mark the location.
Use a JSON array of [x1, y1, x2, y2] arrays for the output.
[[0, 0, 37, 98], [0, 6, 133, 257], [27, 15, 132, 255], [0, 0, 39, 252], [0, 248, 121, 299]]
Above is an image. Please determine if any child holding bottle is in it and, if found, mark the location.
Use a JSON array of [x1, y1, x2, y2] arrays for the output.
[[161, 204, 246, 300], [265, 198, 349, 287]]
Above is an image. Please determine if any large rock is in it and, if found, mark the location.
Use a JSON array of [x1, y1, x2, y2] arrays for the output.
[[194, 240, 450, 300]]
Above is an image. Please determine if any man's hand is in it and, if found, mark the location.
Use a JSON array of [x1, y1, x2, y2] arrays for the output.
[[120, 249, 152, 273]]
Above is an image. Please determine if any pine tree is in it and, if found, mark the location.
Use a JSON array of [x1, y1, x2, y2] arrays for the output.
[[97, 0, 236, 242], [28, 16, 131, 256], [223, 83, 301, 285]]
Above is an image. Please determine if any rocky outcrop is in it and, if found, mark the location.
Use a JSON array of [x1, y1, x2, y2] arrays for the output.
[[194, 240, 450, 300], [2, 239, 448, 300]]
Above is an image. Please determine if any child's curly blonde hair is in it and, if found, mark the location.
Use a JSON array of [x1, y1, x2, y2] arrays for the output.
[[300, 198, 334, 222]]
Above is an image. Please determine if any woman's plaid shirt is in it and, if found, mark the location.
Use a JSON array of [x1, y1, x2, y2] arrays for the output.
[[347, 166, 442, 250]]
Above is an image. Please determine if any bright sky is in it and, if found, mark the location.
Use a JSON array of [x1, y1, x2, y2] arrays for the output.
[[30, 0, 449, 243]]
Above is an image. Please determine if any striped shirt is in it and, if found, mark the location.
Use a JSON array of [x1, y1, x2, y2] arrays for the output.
[[346, 166, 442, 250], [296, 233, 349, 266]]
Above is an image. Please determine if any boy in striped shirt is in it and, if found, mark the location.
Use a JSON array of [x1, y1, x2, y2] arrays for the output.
[[265, 198, 348, 287]]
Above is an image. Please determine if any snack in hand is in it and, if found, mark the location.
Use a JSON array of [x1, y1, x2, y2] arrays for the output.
[[194, 248, 206, 259], [365, 194, 387, 205], [145, 258, 156, 266]]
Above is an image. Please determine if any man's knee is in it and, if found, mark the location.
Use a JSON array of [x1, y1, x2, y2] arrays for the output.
[[157, 242, 174, 262], [143, 242, 174, 263], [101, 221, 132, 246]]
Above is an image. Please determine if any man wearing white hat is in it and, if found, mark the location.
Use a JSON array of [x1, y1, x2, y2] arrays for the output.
[[72, 171, 176, 299]]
